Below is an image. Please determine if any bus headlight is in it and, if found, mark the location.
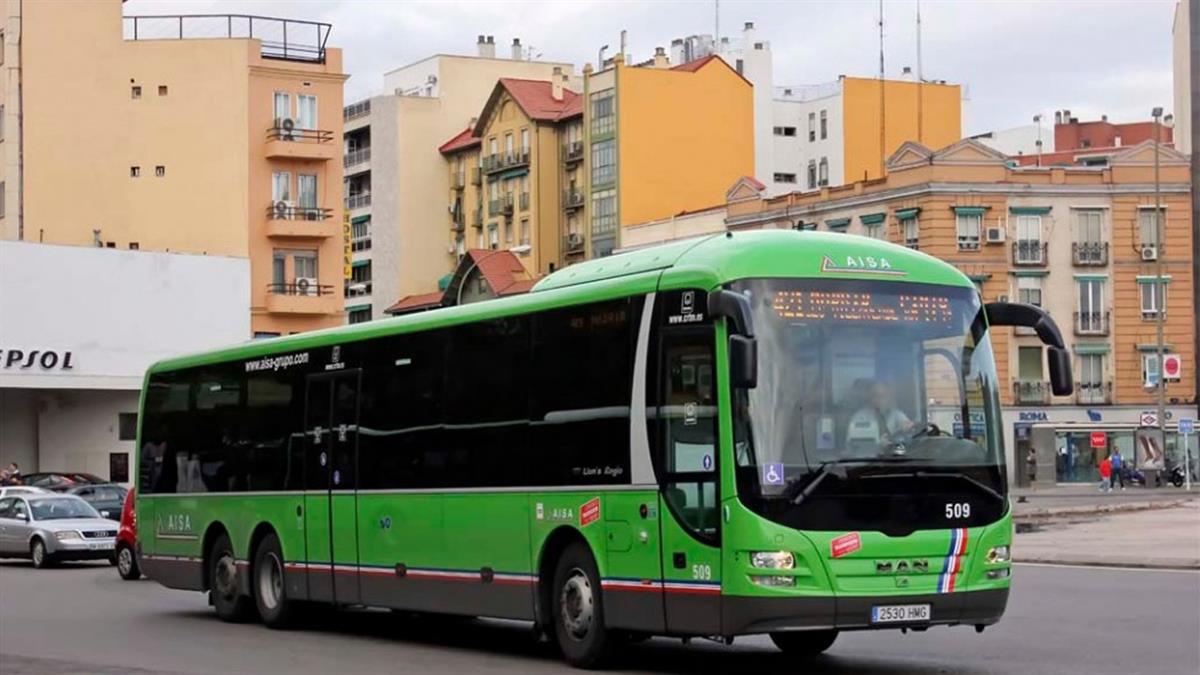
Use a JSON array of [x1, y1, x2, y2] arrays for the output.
[[750, 551, 795, 570], [985, 545, 1010, 564], [55, 531, 82, 541], [750, 575, 796, 587]]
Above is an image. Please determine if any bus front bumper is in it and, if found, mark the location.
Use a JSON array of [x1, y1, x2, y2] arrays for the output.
[[722, 588, 1008, 636]]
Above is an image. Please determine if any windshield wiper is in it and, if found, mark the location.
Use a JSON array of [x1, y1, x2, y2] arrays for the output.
[[783, 457, 921, 506], [862, 470, 1005, 505]]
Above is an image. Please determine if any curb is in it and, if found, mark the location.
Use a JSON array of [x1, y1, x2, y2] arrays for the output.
[[1013, 499, 1191, 521], [1013, 558, 1200, 571]]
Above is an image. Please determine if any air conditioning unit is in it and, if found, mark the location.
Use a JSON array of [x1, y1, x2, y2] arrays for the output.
[[997, 294, 1009, 303], [305, 209, 322, 221], [276, 117, 297, 140], [273, 201, 291, 220], [985, 227, 1005, 243], [567, 232, 584, 247], [1141, 245, 1158, 261], [295, 277, 318, 296]]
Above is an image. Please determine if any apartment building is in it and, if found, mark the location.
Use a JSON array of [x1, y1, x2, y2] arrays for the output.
[[671, 22, 963, 196], [1008, 111, 1175, 168], [725, 138, 1194, 483], [0, 0, 347, 336], [341, 39, 575, 323]]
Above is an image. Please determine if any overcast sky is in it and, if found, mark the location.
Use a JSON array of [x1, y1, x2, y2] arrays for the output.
[[124, 0, 1180, 135]]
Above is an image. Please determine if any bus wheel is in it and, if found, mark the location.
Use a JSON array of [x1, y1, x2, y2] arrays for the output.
[[551, 542, 610, 668], [209, 532, 254, 623], [770, 630, 838, 657], [253, 533, 297, 629]]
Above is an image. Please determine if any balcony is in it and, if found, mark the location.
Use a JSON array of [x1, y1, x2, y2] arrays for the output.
[[1076, 381, 1113, 405], [451, 171, 467, 190], [345, 193, 371, 210], [519, 192, 530, 212], [345, 280, 372, 299], [1012, 240, 1048, 266], [124, 15, 331, 63], [1072, 242, 1108, 266], [1074, 311, 1111, 336], [563, 141, 584, 166], [482, 148, 531, 174], [563, 232, 585, 255], [1014, 380, 1050, 405], [488, 195, 514, 218], [449, 209, 465, 232], [265, 126, 336, 161], [265, 204, 335, 238], [344, 147, 371, 170], [265, 282, 339, 315], [563, 189, 585, 211], [344, 100, 371, 122]]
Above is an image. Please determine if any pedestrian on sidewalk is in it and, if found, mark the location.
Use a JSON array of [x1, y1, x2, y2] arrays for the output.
[[1109, 449, 1125, 491], [1099, 456, 1112, 492], [1026, 448, 1038, 487]]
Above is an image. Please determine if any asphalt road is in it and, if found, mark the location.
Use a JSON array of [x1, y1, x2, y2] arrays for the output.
[[0, 561, 1197, 675]]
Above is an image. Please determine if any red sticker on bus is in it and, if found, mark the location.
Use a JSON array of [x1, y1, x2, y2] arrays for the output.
[[830, 532, 862, 558], [579, 497, 601, 527]]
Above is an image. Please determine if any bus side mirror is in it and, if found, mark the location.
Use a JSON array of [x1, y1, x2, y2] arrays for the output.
[[709, 289, 758, 389], [985, 301, 1073, 397]]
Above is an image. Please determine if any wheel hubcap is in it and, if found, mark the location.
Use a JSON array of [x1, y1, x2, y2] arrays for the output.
[[214, 553, 238, 600], [559, 568, 594, 641], [118, 548, 133, 576], [32, 543, 43, 565], [258, 552, 283, 610]]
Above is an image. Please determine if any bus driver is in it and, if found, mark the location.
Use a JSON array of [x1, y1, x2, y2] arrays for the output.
[[845, 382, 914, 449]]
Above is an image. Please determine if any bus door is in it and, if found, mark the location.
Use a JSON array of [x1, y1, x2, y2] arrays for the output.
[[303, 369, 362, 605], [653, 307, 723, 635]]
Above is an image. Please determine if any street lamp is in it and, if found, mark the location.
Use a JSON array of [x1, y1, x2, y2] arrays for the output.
[[1151, 106, 1166, 482]]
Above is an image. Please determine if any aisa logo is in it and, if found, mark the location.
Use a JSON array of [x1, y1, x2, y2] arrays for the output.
[[820, 255, 907, 276]]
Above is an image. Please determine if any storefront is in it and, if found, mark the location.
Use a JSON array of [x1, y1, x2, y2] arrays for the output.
[[0, 242, 248, 485], [1005, 405, 1197, 487]]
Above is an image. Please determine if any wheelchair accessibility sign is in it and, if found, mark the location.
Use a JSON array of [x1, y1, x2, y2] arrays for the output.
[[762, 463, 785, 486]]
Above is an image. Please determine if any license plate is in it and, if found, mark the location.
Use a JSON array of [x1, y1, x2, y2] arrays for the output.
[[871, 604, 930, 624], [89, 543, 104, 551]]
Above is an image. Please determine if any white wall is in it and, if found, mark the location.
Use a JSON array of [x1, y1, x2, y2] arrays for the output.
[[0, 241, 250, 390], [1172, 0, 1192, 155], [36, 390, 141, 483], [717, 24, 773, 184], [770, 88, 844, 194], [973, 123, 1049, 157]]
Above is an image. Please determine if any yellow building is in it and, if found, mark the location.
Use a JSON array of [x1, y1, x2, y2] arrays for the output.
[[1, 0, 347, 336]]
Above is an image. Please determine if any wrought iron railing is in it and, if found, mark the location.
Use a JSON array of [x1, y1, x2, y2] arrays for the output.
[[1074, 310, 1110, 336], [266, 204, 332, 221], [267, 281, 333, 296], [1012, 240, 1048, 265], [345, 193, 371, 209], [1072, 242, 1108, 266], [1076, 381, 1112, 405], [563, 189, 585, 210], [343, 100, 371, 121], [344, 147, 371, 168], [124, 15, 331, 63], [1014, 380, 1050, 404]]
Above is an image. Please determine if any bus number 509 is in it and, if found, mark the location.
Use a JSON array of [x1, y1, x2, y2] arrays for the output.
[[945, 503, 971, 519]]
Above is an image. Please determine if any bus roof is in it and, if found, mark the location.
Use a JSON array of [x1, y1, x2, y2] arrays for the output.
[[148, 230, 972, 374]]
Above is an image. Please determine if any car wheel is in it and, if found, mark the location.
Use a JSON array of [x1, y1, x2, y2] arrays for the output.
[[551, 542, 610, 668], [117, 543, 141, 580], [30, 538, 52, 569], [208, 532, 254, 623], [770, 630, 838, 657], [253, 533, 297, 629]]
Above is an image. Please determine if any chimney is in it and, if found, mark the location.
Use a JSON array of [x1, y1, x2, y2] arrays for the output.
[[511, 37, 522, 60], [1055, 110, 1062, 125], [901, 66, 913, 81], [744, 21, 754, 30], [1101, 114, 1108, 122], [551, 66, 563, 101], [480, 35, 496, 58], [476, 35, 487, 57], [653, 46, 668, 68], [783, 88, 793, 96]]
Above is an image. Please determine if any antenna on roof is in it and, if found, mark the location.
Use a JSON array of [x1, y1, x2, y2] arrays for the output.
[[878, 0, 887, 178], [714, 0, 720, 45], [916, 0, 923, 142]]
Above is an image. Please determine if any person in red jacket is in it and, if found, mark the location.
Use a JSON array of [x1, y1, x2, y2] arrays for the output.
[[1098, 456, 1112, 493]]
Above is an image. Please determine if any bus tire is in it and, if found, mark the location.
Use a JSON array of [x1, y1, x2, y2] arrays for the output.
[[253, 533, 297, 629], [208, 532, 254, 623], [769, 629, 838, 657], [551, 542, 610, 668]]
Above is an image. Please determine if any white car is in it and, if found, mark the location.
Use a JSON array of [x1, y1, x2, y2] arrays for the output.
[[0, 486, 50, 499], [0, 494, 118, 568]]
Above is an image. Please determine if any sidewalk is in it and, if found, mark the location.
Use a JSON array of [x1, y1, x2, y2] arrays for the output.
[[1012, 501, 1200, 569], [1011, 483, 1200, 519]]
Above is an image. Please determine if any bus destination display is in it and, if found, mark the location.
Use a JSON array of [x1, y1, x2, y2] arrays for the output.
[[771, 290, 955, 325]]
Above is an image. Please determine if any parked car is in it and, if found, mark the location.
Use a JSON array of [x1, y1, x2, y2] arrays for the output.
[[0, 486, 50, 499], [21, 472, 107, 492], [115, 487, 140, 580], [0, 494, 118, 568], [64, 483, 128, 520]]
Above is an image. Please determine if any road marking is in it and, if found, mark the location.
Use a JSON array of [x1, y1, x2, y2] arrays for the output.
[[1014, 562, 1199, 574]]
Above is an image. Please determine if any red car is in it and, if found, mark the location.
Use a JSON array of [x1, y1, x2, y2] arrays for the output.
[[115, 487, 140, 580]]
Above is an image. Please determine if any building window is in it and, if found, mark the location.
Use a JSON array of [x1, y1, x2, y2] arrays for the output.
[[591, 188, 617, 237], [735, 58, 744, 74], [298, 174, 318, 211], [273, 91, 291, 122], [519, 217, 530, 246], [1077, 278, 1106, 333], [155, 165, 165, 177], [349, 307, 372, 324], [118, 413, 138, 441], [819, 110, 828, 139], [773, 172, 797, 184], [520, 127, 530, 153], [956, 211, 982, 251], [808, 112, 816, 141], [254, 331, 281, 339], [504, 219, 513, 245], [272, 171, 292, 203], [817, 157, 828, 186], [1138, 208, 1163, 253], [1017, 276, 1043, 308], [293, 251, 318, 283], [592, 138, 616, 186], [1075, 209, 1104, 264], [131, 86, 142, 99], [129, 242, 138, 250], [902, 217, 919, 249], [806, 160, 817, 189], [297, 94, 318, 130], [773, 126, 797, 137], [130, 166, 140, 178], [591, 90, 615, 136], [0, 182, 5, 218], [1014, 215, 1044, 263], [1142, 353, 1175, 388], [0, 104, 4, 141], [158, 85, 168, 96], [109, 453, 130, 483], [1078, 354, 1105, 403], [1139, 279, 1167, 318], [864, 222, 885, 239]]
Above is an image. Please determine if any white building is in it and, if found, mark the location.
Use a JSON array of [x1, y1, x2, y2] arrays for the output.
[[1173, 0, 1192, 156], [0, 242, 249, 484], [971, 123, 1052, 158], [342, 38, 575, 323]]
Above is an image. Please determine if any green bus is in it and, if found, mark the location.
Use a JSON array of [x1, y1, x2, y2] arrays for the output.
[[136, 230, 1071, 667]]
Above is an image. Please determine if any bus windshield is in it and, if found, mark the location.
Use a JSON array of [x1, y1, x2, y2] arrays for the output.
[[730, 277, 1007, 534]]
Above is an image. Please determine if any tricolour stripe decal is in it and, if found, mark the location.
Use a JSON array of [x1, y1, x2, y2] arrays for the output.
[[937, 528, 969, 593], [601, 577, 721, 595]]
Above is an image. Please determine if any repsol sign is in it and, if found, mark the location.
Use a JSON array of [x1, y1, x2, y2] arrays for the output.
[[0, 348, 76, 370]]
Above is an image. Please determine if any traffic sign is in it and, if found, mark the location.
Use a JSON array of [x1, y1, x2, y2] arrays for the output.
[[1163, 354, 1183, 381], [1140, 410, 1159, 427], [1090, 431, 1107, 448], [1180, 418, 1196, 435]]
